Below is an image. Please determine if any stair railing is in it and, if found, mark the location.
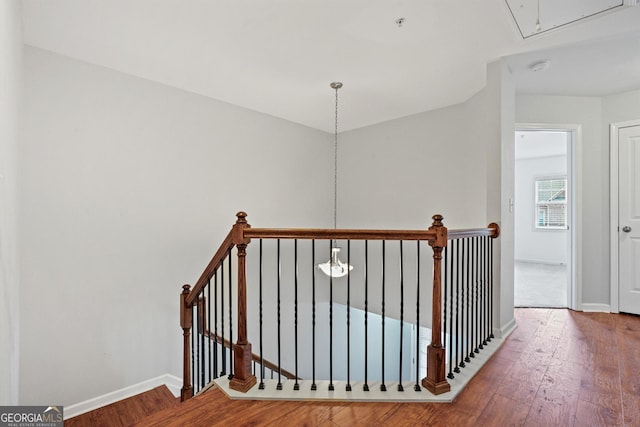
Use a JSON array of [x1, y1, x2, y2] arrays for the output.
[[443, 225, 500, 382], [180, 212, 499, 401]]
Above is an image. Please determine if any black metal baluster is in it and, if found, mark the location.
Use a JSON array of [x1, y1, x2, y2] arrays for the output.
[[228, 250, 234, 379], [346, 240, 352, 392], [192, 305, 197, 393], [259, 240, 265, 389], [483, 236, 489, 345], [466, 238, 473, 362], [381, 240, 387, 392], [469, 238, 474, 357], [474, 237, 480, 354], [470, 237, 475, 357], [478, 236, 484, 350], [220, 259, 226, 376], [329, 242, 334, 391], [452, 239, 460, 374], [258, 239, 264, 390], [214, 271, 218, 379], [414, 241, 421, 392], [445, 243, 453, 380], [458, 239, 465, 369], [364, 240, 369, 392], [482, 236, 489, 346], [276, 239, 282, 390], [452, 239, 459, 374], [311, 240, 317, 391], [475, 237, 480, 351], [294, 239, 300, 391], [489, 237, 494, 340], [208, 279, 212, 383], [200, 296, 205, 388], [398, 240, 404, 392], [194, 301, 199, 393]]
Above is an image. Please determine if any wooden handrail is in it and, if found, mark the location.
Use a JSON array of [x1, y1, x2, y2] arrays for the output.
[[244, 228, 438, 241], [447, 222, 500, 240], [185, 229, 235, 307]]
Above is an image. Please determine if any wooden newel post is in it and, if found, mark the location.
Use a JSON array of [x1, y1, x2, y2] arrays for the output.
[[229, 212, 258, 392], [422, 214, 451, 395], [180, 284, 194, 401]]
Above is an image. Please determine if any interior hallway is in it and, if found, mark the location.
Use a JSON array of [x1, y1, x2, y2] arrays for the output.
[[515, 261, 567, 308]]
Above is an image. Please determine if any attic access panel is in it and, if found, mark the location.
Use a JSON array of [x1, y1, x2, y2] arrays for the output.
[[505, 0, 627, 39]]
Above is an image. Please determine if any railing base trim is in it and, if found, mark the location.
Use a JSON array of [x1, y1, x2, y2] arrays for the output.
[[180, 387, 194, 402], [229, 375, 258, 393], [211, 332, 510, 403], [421, 377, 451, 395]]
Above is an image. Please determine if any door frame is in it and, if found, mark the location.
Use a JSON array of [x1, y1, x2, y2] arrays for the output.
[[609, 119, 640, 313], [515, 123, 580, 310]]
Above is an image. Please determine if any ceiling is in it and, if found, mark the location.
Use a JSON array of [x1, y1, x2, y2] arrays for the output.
[[20, 0, 640, 132], [515, 130, 568, 160]]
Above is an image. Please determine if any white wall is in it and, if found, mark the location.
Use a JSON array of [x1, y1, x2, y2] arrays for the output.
[[335, 60, 513, 335], [333, 85, 486, 331], [20, 47, 332, 406], [475, 60, 515, 337], [603, 89, 640, 125], [0, 0, 22, 406], [516, 95, 602, 306], [19, 45, 519, 405], [515, 155, 568, 264], [338, 102, 487, 231]]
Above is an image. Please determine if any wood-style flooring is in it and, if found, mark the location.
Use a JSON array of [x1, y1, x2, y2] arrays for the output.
[[64, 385, 178, 427], [133, 308, 640, 426]]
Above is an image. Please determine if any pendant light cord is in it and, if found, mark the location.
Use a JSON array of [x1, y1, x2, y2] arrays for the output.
[[333, 84, 339, 230]]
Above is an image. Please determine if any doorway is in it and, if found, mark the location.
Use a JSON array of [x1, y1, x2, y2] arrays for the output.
[[514, 127, 575, 308]]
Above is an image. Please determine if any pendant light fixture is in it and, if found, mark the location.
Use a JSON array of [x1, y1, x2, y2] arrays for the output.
[[318, 82, 353, 278]]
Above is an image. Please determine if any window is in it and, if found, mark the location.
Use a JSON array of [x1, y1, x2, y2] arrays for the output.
[[535, 177, 567, 229]]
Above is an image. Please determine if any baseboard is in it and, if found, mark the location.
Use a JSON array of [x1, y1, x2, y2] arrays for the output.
[[515, 258, 566, 266], [494, 317, 517, 339], [580, 303, 611, 313], [64, 374, 182, 420]]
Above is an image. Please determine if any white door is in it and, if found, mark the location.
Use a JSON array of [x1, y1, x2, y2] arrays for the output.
[[618, 124, 640, 315]]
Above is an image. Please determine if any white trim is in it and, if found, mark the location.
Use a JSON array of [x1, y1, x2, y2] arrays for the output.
[[611, 123, 620, 313], [514, 123, 580, 310], [495, 317, 517, 339], [64, 374, 182, 420], [515, 258, 565, 266], [216, 334, 513, 404], [610, 119, 640, 314], [215, 323, 520, 404], [581, 303, 611, 313]]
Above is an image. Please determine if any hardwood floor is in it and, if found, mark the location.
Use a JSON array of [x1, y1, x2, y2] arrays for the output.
[[130, 308, 640, 426], [64, 385, 178, 427]]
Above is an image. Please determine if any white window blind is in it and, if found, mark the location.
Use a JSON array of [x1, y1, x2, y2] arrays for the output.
[[535, 177, 567, 229]]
